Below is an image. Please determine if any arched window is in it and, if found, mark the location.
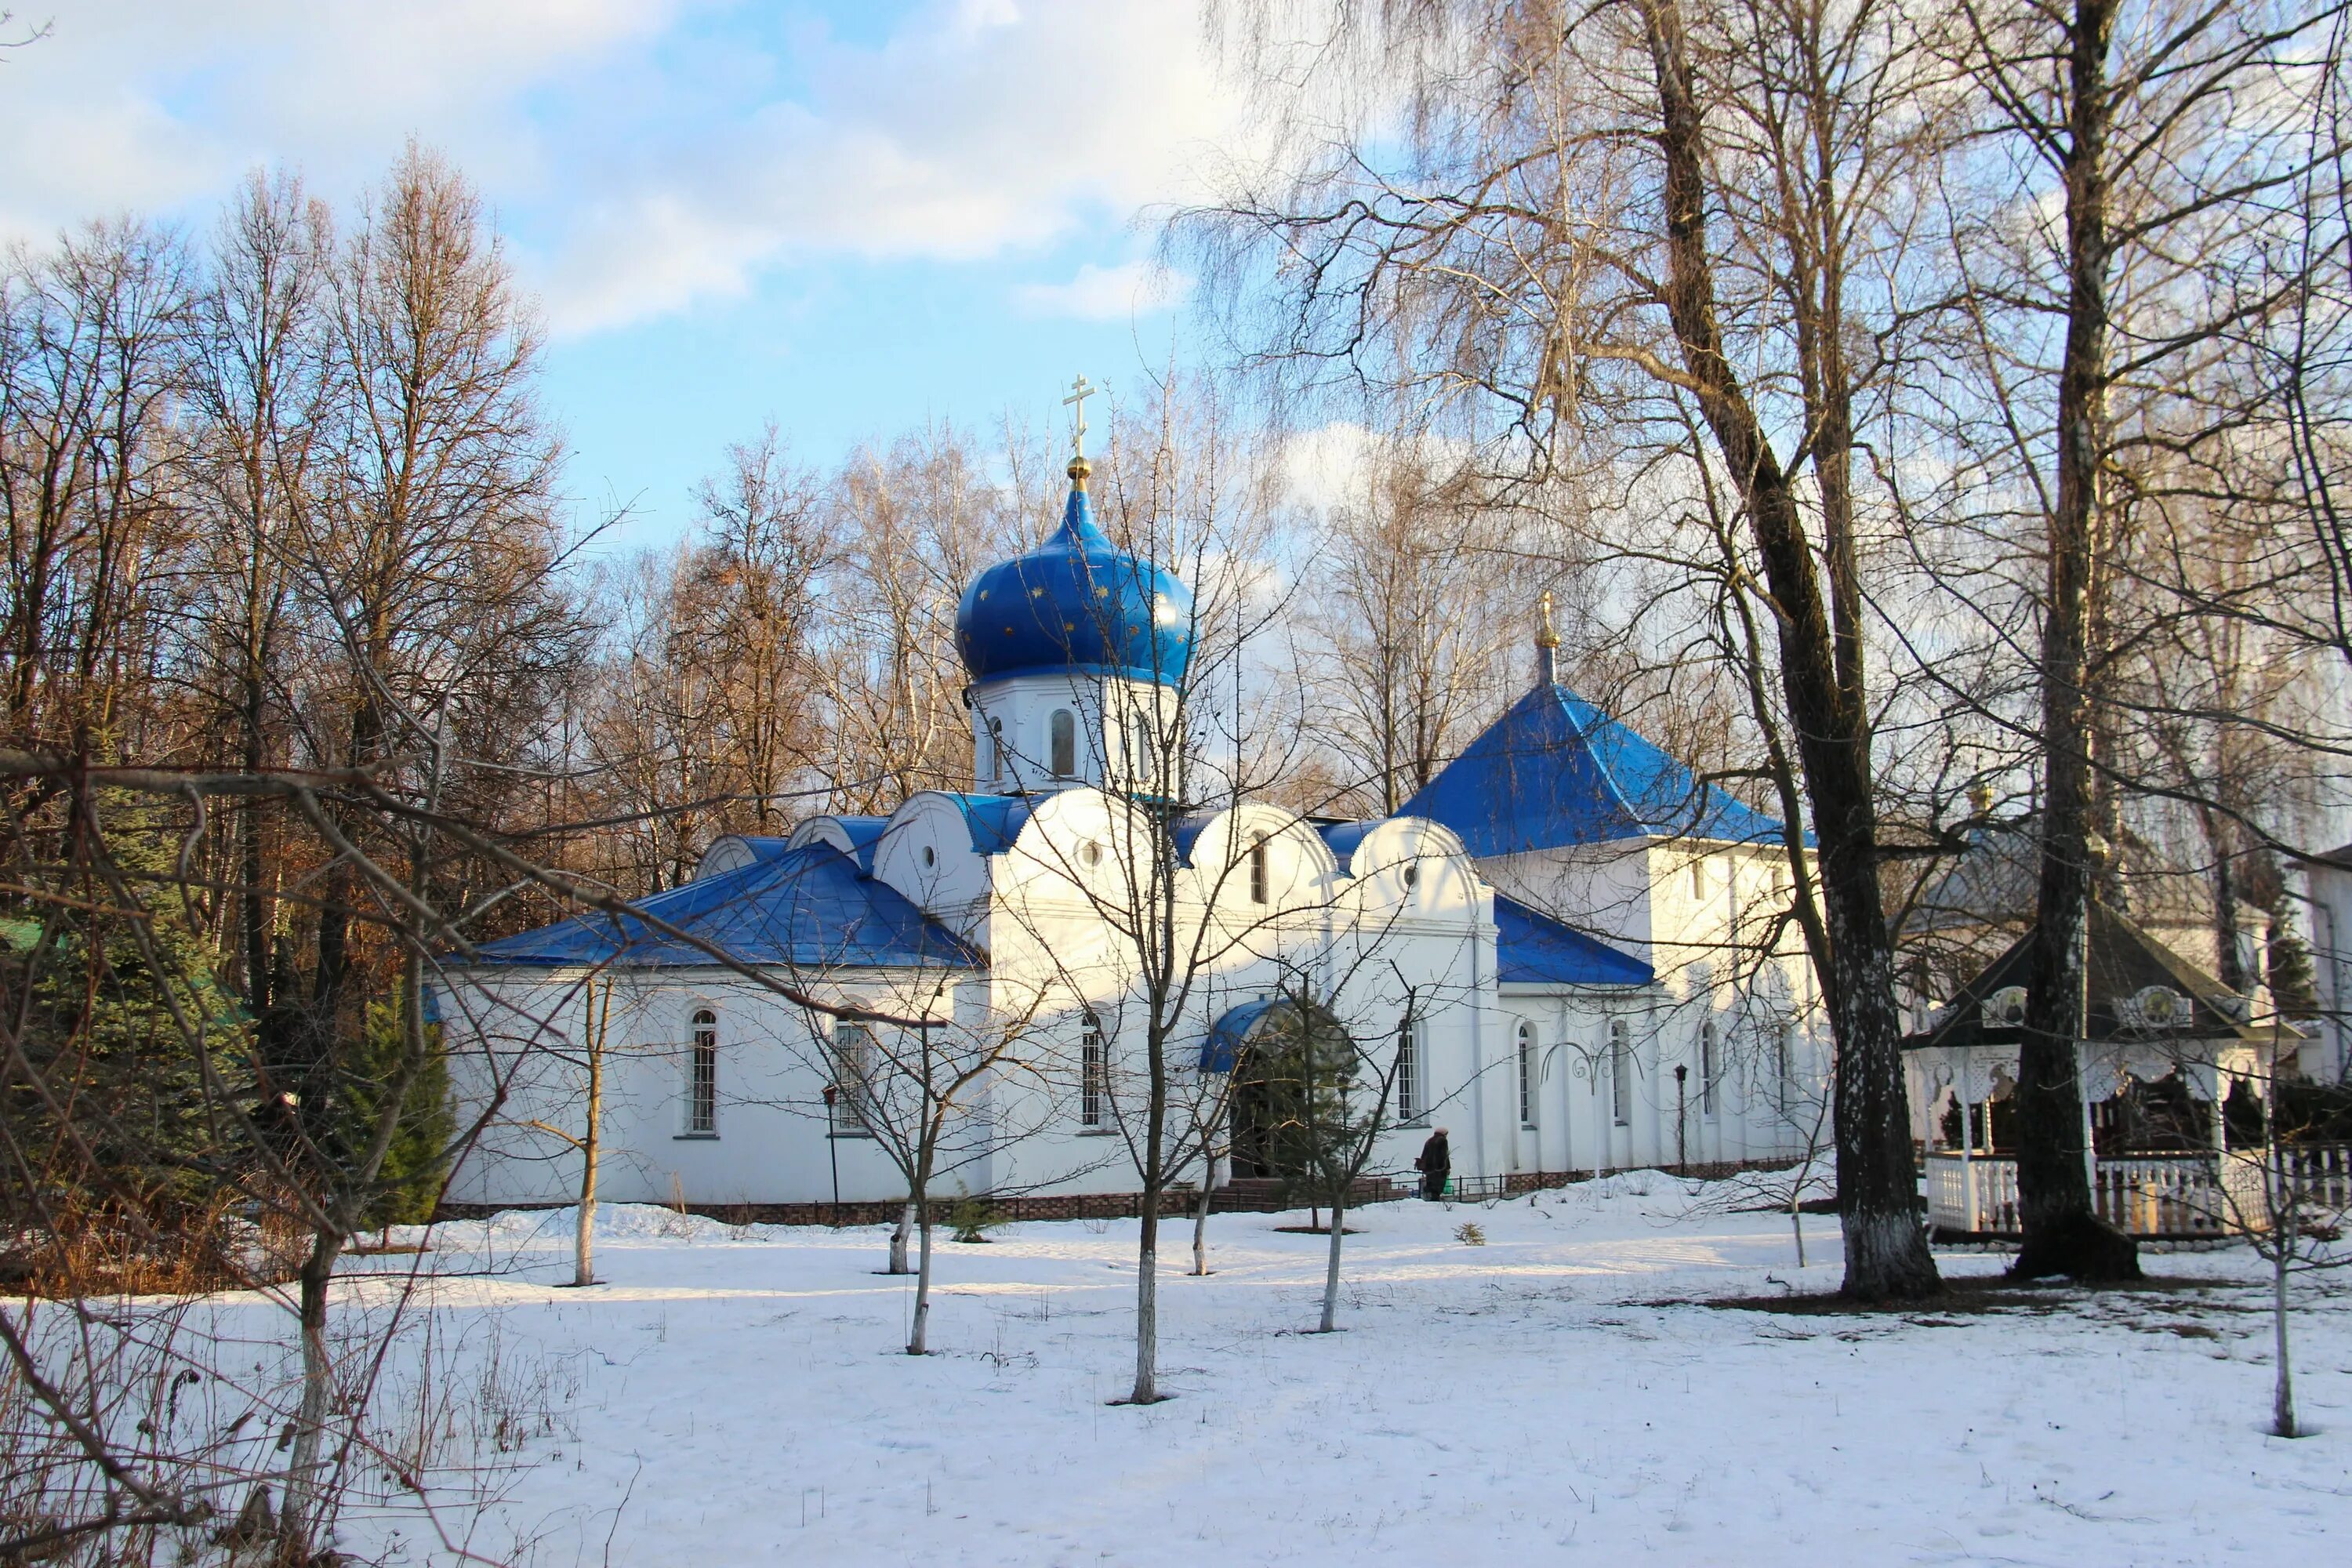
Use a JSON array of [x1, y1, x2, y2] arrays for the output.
[[1609, 1018, 1632, 1127], [1699, 1021, 1719, 1117], [1395, 1015, 1422, 1123], [688, 1010, 718, 1134], [1249, 836, 1269, 904], [1516, 1021, 1537, 1130], [1049, 709, 1077, 778], [833, 1020, 876, 1134], [1080, 1014, 1107, 1129]]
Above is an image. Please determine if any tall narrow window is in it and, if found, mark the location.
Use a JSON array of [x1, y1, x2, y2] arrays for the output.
[[1049, 708, 1077, 778], [983, 716, 1004, 782], [1248, 836, 1269, 904], [1080, 1014, 1107, 1128], [1517, 1021, 1537, 1130], [1395, 1016, 1421, 1123], [1610, 1019, 1632, 1127], [1699, 1021, 1719, 1117], [1776, 1021, 1797, 1116], [833, 1021, 876, 1134], [688, 1010, 718, 1134]]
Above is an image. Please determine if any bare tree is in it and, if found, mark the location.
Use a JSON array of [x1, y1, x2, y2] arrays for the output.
[[1194, 0, 1951, 1298], [1927, 0, 2350, 1279]]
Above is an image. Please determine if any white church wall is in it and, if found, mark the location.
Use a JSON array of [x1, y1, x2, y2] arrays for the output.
[[440, 966, 968, 1209], [1477, 843, 1656, 962], [869, 792, 1000, 933]]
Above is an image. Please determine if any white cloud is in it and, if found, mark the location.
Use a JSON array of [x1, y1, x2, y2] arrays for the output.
[[1279, 421, 1379, 514], [0, 1, 1254, 337], [533, 0, 1250, 333], [0, 2, 675, 239], [1012, 259, 1192, 321]]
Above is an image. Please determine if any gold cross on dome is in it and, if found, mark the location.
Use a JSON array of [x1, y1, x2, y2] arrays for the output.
[[1062, 374, 1096, 459]]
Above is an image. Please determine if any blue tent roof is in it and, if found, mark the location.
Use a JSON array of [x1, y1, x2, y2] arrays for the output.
[[1494, 895, 1653, 986], [1399, 683, 1786, 856], [1200, 997, 1292, 1073], [467, 843, 982, 971], [954, 470, 1194, 685]]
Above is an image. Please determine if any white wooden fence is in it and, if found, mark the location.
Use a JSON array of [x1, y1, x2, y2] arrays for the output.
[[1926, 1145, 2352, 1237]]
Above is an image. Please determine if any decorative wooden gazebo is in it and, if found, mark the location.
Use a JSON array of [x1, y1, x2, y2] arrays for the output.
[[1903, 905, 2305, 1239]]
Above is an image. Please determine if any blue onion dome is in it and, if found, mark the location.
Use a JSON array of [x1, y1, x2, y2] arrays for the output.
[[955, 457, 1194, 684]]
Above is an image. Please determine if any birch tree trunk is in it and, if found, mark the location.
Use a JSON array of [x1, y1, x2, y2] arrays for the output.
[[1639, 0, 1937, 1301], [2013, 0, 2140, 1283]]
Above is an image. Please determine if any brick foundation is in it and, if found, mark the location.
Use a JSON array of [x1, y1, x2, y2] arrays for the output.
[[434, 1159, 1810, 1231]]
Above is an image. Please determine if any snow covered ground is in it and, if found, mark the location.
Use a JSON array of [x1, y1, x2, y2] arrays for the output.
[[304, 1175, 2346, 1566]]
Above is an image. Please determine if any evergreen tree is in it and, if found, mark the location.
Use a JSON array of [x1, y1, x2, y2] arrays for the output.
[[5, 806, 253, 1218], [1233, 999, 1367, 1216], [342, 1000, 454, 1228]]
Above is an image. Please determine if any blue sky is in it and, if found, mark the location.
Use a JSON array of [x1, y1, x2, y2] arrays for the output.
[[0, 1, 1242, 550]]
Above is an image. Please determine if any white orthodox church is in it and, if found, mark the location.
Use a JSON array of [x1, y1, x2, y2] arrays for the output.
[[438, 434, 1826, 1215]]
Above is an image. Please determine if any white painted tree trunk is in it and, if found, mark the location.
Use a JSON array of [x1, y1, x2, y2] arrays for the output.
[[2272, 1243, 2296, 1437], [887, 1200, 914, 1274], [1131, 1197, 1159, 1403], [574, 1033, 601, 1287], [1317, 1200, 1347, 1332], [1191, 1178, 1211, 1276], [284, 1231, 340, 1552], [1791, 1199, 1807, 1269], [909, 1209, 938, 1355]]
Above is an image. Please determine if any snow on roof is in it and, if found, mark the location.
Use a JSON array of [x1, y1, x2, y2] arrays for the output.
[[1398, 683, 1784, 857], [1494, 895, 1653, 987], [466, 843, 981, 971]]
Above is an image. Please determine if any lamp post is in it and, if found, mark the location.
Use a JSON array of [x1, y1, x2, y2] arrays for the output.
[[1674, 1064, 1689, 1172], [822, 1083, 841, 1221]]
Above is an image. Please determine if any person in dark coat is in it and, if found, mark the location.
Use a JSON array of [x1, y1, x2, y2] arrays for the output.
[[1414, 1127, 1451, 1200]]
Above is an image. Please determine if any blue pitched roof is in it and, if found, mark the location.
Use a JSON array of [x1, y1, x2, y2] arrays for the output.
[[1399, 683, 1785, 856], [1494, 895, 1653, 987], [468, 844, 981, 971]]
